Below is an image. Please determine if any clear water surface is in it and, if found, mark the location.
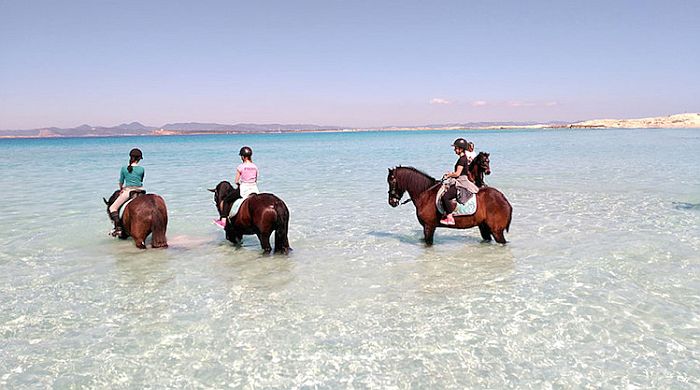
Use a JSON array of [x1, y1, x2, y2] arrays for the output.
[[0, 128, 698, 388]]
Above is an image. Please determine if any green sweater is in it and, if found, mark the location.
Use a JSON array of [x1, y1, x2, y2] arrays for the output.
[[119, 165, 145, 187]]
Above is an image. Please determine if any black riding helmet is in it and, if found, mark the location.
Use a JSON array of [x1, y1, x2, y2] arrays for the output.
[[129, 148, 143, 160], [239, 146, 253, 158], [452, 138, 468, 150]]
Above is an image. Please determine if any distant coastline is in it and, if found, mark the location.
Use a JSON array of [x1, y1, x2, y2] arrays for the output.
[[1, 113, 698, 139]]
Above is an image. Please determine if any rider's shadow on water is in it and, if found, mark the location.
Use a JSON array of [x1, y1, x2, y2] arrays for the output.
[[367, 230, 483, 245]]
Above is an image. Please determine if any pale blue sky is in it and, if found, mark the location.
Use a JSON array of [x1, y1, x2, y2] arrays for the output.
[[1, 0, 698, 129]]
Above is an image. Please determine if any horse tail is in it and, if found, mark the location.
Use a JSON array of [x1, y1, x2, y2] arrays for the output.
[[506, 200, 512, 232], [273, 198, 290, 254], [150, 196, 169, 248]]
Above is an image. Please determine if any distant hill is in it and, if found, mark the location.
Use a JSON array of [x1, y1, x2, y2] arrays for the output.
[[0, 122, 157, 138], [2, 114, 698, 138], [566, 113, 700, 129], [376, 121, 568, 130], [0, 122, 342, 138], [160, 122, 343, 132]]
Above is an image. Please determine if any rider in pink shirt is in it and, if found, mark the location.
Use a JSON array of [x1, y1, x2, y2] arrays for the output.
[[214, 146, 260, 228]]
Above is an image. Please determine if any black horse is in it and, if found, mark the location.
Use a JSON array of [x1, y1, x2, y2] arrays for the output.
[[210, 181, 291, 254]]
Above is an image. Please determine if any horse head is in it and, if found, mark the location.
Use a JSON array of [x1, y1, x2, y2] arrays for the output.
[[387, 168, 405, 207], [103, 190, 121, 213], [475, 152, 491, 175], [209, 181, 241, 219]]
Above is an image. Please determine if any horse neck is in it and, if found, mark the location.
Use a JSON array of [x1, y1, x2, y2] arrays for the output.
[[396, 168, 437, 199], [468, 158, 484, 187]]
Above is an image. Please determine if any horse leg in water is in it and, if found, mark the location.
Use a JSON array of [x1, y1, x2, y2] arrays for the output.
[[423, 224, 436, 246], [256, 231, 273, 254], [274, 226, 290, 254], [226, 228, 243, 247], [273, 201, 291, 254], [478, 223, 492, 242], [485, 215, 508, 244], [130, 229, 148, 249], [491, 228, 507, 244]]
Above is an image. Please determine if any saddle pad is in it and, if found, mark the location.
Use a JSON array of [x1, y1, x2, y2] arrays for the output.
[[436, 186, 478, 216], [119, 197, 136, 219], [117, 191, 146, 219], [228, 198, 245, 218]]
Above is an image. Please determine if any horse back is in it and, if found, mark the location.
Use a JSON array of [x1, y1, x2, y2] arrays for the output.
[[231, 193, 286, 230], [122, 194, 168, 224]]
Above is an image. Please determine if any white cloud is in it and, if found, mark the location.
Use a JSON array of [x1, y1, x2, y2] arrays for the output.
[[508, 101, 536, 107], [545, 101, 558, 106], [471, 100, 488, 107], [429, 98, 452, 105]]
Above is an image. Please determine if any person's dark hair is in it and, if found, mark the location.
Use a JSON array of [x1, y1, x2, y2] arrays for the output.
[[127, 148, 143, 173]]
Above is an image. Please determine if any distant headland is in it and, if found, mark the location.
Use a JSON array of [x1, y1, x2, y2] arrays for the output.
[[1, 113, 698, 139]]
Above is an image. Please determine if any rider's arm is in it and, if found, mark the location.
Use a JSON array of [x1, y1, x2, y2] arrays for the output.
[[234, 169, 241, 185], [445, 165, 464, 178], [118, 167, 125, 190]]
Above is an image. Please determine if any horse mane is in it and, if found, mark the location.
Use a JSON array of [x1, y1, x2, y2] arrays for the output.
[[105, 189, 121, 207], [215, 181, 240, 202], [392, 166, 439, 194], [393, 166, 437, 182], [469, 152, 488, 168]]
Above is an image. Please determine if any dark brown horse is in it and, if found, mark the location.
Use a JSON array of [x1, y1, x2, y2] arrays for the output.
[[387, 166, 512, 245], [210, 181, 291, 254], [467, 152, 491, 188], [103, 191, 168, 249]]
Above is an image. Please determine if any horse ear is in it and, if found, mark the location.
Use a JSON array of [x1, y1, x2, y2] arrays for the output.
[[208, 188, 216, 192], [103, 197, 109, 205]]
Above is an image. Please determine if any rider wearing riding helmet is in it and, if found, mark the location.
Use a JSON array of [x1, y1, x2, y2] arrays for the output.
[[235, 146, 259, 198], [440, 138, 472, 225], [109, 148, 145, 235], [214, 146, 260, 228]]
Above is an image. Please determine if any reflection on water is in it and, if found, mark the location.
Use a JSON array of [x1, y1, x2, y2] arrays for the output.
[[0, 129, 699, 387], [673, 201, 700, 210]]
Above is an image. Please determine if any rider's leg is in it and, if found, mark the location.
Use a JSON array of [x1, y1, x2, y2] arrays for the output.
[[440, 186, 457, 225], [108, 189, 133, 235]]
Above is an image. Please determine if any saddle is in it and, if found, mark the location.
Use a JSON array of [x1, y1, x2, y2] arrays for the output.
[[129, 190, 146, 198], [436, 184, 477, 216], [228, 193, 258, 219]]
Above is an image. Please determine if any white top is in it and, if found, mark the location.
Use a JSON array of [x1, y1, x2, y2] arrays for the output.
[[464, 150, 477, 163]]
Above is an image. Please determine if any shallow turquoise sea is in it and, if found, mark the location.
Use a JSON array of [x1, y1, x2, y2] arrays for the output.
[[1, 128, 698, 387]]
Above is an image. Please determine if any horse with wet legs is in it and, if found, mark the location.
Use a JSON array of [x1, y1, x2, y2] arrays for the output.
[[387, 165, 512, 245], [210, 181, 291, 254], [103, 191, 168, 249]]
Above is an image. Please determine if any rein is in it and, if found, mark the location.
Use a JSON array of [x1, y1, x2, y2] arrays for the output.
[[397, 181, 442, 206]]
